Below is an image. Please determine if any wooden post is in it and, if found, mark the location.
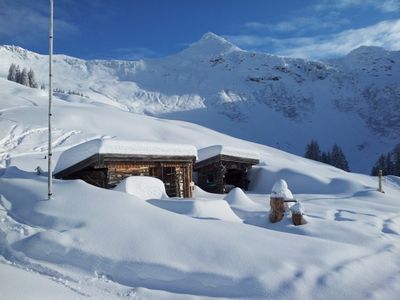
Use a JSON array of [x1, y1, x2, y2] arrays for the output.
[[269, 197, 288, 223], [378, 169, 384, 193]]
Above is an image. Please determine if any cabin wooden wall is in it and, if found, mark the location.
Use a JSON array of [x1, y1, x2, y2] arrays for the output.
[[62, 167, 108, 188], [105, 161, 193, 198]]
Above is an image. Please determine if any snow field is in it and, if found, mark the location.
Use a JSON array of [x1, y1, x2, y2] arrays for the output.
[[0, 67, 399, 298]]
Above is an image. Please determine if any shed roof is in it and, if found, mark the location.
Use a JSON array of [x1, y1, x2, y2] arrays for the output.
[[197, 145, 260, 163], [55, 139, 198, 173]]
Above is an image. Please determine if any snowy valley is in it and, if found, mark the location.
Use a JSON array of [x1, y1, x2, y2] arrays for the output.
[[0, 33, 400, 299]]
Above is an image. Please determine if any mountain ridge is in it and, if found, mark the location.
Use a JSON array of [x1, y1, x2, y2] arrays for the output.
[[0, 33, 399, 173]]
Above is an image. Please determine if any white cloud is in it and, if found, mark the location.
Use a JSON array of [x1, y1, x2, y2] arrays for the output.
[[0, 1, 77, 44], [244, 15, 349, 34], [314, 0, 400, 13], [227, 19, 400, 59]]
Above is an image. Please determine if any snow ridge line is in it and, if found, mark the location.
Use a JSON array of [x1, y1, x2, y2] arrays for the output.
[[33, 130, 81, 152], [0, 125, 48, 153]]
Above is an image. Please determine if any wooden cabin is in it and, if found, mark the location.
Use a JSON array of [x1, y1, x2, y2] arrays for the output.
[[194, 145, 260, 194], [54, 139, 197, 198]]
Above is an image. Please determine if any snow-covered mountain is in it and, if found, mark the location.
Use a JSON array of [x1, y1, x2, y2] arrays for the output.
[[1, 32, 399, 172]]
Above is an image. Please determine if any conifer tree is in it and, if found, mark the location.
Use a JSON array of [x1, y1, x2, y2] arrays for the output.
[[386, 153, 395, 175], [371, 154, 386, 176], [392, 145, 400, 176], [28, 68, 38, 88], [330, 144, 350, 171], [20, 68, 29, 86], [321, 151, 331, 164], [371, 145, 400, 176], [15, 65, 21, 84], [304, 140, 321, 161], [7, 63, 17, 81]]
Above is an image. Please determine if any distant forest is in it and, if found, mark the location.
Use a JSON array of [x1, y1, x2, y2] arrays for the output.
[[304, 139, 400, 176]]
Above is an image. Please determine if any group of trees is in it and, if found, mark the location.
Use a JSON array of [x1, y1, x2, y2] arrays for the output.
[[53, 88, 88, 98], [371, 145, 400, 176], [304, 140, 350, 171], [7, 63, 38, 88]]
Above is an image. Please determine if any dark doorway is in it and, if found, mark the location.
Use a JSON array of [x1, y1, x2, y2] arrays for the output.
[[225, 169, 243, 188]]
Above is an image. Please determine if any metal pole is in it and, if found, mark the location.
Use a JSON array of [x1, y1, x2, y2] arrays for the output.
[[48, 0, 53, 200]]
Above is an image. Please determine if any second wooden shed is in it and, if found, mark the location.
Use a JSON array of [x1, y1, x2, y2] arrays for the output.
[[194, 145, 260, 194]]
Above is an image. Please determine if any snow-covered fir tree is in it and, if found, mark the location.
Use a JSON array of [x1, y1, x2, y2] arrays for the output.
[[15, 65, 21, 84], [7, 63, 17, 82], [28, 68, 38, 88], [7, 63, 39, 88], [20, 68, 29, 86]]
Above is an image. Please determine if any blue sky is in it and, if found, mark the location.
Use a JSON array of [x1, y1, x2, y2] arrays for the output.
[[0, 0, 399, 60]]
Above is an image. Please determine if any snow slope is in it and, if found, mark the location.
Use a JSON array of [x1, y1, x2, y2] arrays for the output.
[[1, 33, 399, 172], [0, 76, 400, 299]]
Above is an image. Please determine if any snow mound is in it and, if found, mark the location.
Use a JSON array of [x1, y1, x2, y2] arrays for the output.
[[114, 176, 168, 200], [271, 179, 294, 200], [148, 198, 242, 223], [224, 187, 264, 211]]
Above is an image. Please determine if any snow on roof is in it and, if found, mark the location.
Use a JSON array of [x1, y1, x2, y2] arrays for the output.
[[55, 138, 197, 173], [197, 145, 260, 162]]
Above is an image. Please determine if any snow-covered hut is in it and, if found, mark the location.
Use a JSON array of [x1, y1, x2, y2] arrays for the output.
[[54, 139, 197, 198], [194, 145, 259, 194]]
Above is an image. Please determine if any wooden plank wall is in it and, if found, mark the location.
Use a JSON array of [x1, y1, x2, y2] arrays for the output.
[[105, 161, 193, 198]]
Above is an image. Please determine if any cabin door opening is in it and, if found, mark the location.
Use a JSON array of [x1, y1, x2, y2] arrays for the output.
[[225, 168, 243, 189], [162, 166, 184, 198]]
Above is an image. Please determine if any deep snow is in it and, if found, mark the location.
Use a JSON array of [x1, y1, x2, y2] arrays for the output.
[[0, 47, 399, 299]]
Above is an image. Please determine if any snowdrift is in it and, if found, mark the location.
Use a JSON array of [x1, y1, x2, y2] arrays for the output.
[[114, 176, 168, 200], [1, 77, 400, 298]]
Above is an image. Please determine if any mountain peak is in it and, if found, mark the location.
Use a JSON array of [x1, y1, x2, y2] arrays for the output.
[[199, 32, 229, 43], [347, 45, 387, 57], [180, 32, 241, 57]]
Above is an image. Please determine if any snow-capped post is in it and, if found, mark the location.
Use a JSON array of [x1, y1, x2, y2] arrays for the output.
[[47, 0, 54, 200], [269, 179, 292, 223], [290, 203, 306, 226], [378, 169, 384, 193]]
